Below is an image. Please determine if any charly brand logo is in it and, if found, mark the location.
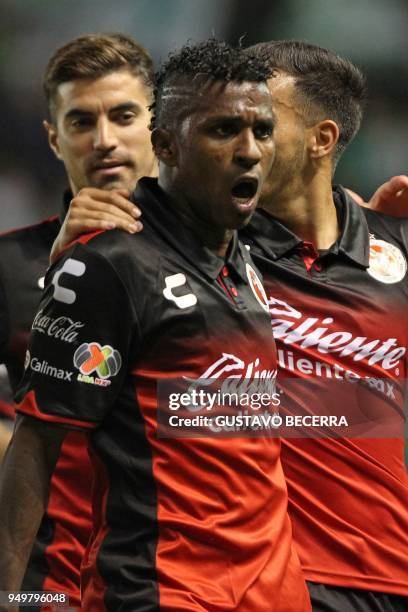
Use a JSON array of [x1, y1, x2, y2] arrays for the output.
[[74, 342, 122, 387], [246, 263, 269, 312], [268, 297, 406, 372], [367, 237, 407, 284], [52, 258, 86, 304], [163, 273, 197, 309], [32, 310, 84, 343]]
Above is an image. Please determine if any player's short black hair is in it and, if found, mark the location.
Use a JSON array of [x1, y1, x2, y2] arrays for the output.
[[249, 40, 367, 164], [150, 38, 272, 130]]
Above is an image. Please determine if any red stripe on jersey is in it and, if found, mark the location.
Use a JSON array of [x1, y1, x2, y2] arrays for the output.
[[52, 230, 107, 264], [0, 399, 15, 419], [266, 280, 408, 594], [39, 431, 92, 610], [133, 374, 311, 611], [16, 390, 96, 430], [216, 275, 235, 303], [81, 445, 110, 612], [282, 436, 408, 595], [0, 215, 59, 239]]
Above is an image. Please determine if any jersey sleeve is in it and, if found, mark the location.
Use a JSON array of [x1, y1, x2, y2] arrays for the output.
[[15, 242, 140, 430]]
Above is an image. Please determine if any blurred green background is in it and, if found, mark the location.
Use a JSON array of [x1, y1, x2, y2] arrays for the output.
[[0, 0, 407, 230]]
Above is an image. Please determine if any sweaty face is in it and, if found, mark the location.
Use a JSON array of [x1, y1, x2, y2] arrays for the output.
[[260, 73, 311, 206], [47, 70, 157, 194], [172, 81, 275, 230]]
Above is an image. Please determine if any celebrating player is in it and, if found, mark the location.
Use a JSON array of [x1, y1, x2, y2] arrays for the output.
[[242, 40, 408, 612], [0, 40, 311, 611], [56, 40, 408, 612]]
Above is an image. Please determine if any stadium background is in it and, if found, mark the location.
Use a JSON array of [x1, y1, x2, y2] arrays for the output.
[[0, 0, 407, 460]]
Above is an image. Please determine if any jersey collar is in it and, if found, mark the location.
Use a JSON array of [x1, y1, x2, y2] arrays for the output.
[[333, 186, 370, 267], [132, 178, 248, 282], [244, 185, 370, 268]]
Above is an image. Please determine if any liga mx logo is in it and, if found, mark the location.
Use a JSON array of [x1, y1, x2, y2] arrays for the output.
[[74, 342, 122, 379]]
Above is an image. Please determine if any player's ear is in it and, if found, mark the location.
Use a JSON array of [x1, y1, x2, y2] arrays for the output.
[[308, 119, 339, 160], [151, 128, 178, 167], [43, 120, 64, 161]]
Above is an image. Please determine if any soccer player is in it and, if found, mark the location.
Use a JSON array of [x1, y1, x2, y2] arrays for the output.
[[0, 40, 311, 611], [58, 41, 408, 612], [0, 33, 157, 608], [242, 41, 408, 612]]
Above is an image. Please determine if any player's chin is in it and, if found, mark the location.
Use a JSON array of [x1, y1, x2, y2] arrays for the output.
[[226, 196, 258, 228], [94, 175, 133, 192]]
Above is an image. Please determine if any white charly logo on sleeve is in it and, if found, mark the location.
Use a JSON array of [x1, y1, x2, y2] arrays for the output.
[[163, 273, 197, 309], [51, 258, 86, 304], [367, 238, 406, 284]]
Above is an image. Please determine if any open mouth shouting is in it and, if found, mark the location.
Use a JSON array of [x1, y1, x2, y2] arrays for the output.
[[230, 176, 259, 210]]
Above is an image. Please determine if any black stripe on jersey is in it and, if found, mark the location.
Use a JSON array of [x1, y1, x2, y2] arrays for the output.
[[84, 378, 159, 612]]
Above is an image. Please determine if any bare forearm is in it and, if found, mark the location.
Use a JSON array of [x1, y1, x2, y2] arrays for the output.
[[0, 421, 12, 465], [0, 416, 67, 595]]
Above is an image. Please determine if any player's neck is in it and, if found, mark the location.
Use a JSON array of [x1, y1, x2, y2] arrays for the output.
[[261, 171, 339, 250], [158, 179, 233, 258]]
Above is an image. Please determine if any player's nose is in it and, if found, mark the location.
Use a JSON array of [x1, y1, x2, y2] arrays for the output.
[[93, 117, 118, 151], [233, 129, 262, 170]]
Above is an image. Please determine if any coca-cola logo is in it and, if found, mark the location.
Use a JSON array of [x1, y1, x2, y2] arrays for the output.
[[32, 310, 84, 344], [268, 297, 406, 371]]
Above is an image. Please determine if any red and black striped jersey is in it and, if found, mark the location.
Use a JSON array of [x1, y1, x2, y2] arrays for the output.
[[16, 178, 310, 612], [0, 215, 61, 393], [0, 197, 92, 609], [242, 186, 408, 595]]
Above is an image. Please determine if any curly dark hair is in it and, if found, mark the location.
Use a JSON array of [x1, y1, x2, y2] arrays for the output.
[[248, 40, 367, 165], [150, 38, 272, 130]]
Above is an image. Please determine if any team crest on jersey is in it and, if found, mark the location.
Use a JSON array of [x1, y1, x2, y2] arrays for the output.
[[367, 238, 407, 284], [246, 264, 269, 312]]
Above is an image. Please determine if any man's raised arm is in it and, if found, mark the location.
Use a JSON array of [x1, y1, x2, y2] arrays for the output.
[[51, 176, 408, 265], [346, 175, 408, 216], [366, 174, 408, 217]]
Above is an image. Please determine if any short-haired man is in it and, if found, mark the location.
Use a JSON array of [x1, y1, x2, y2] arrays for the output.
[[241, 40, 408, 612], [0, 40, 311, 611], [0, 32, 156, 608]]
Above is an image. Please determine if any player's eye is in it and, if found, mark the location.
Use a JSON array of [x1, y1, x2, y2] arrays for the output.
[[212, 123, 238, 138], [254, 122, 274, 140], [69, 116, 94, 129], [115, 111, 137, 124]]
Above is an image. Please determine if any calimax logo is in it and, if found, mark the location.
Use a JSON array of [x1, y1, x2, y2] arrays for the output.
[[29, 356, 73, 381]]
